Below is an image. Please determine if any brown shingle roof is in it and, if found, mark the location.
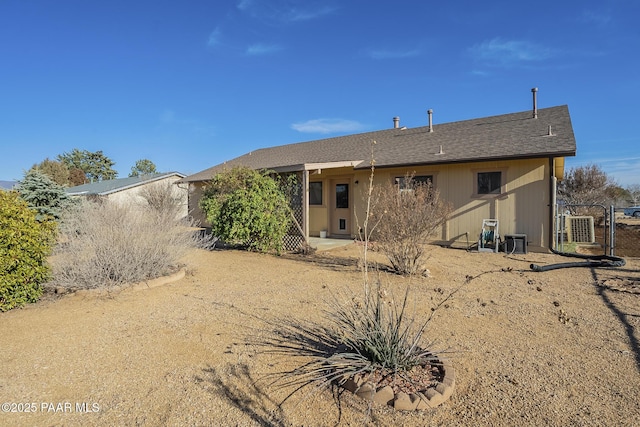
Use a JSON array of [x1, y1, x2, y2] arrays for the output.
[[182, 105, 576, 182]]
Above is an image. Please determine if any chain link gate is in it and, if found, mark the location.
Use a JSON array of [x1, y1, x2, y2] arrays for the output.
[[555, 203, 616, 256]]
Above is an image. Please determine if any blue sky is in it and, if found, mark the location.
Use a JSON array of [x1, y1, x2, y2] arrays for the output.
[[1, 0, 639, 186]]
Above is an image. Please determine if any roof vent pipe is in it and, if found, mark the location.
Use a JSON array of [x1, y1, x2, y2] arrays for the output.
[[532, 87, 538, 119], [428, 109, 433, 132], [393, 116, 400, 129]]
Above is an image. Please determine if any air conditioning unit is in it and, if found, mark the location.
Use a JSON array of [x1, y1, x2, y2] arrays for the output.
[[565, 216, 595, 243]]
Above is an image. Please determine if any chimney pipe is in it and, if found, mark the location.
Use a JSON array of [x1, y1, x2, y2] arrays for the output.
[[393, 116, 400, 129], [532, 87, 538, 119], [428, 109, 433, 132]]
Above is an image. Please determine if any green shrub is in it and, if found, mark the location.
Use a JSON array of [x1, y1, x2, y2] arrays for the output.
[[0, 191, 54, 311], [199, 167, 291, 253]]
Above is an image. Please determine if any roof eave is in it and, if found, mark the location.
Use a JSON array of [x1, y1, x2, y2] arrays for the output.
[[359, 151, 577, 170]]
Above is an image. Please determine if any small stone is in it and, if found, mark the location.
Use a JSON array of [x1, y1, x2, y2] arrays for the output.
[[372, 385, 394, 406], [425, 388, 445, 407], [394, 392, 418, 411], [415, 392, 432, 410], [536, 286, 542, 292], [435, 382, 447, 395], [355, 382, 375, 401], [553, 301, 560, 307]]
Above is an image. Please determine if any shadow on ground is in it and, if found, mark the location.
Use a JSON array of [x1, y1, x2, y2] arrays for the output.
[[196, 363, 289, 427], [590, 267, 640, 372]]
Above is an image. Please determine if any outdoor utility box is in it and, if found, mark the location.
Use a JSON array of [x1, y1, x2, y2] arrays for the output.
[[504, 234, 527, 254]]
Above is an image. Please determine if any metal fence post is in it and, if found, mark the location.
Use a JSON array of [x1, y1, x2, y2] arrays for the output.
[[610, 205, 615, 257]]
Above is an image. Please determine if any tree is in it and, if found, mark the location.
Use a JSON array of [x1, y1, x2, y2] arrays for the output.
[[129, 159, 158, 177], [57, 149, 117, 182], [199, 167, 291, 253], [558, 164, 617, 206], [626, 184, 640, 206], [16, 169, 74, 221], [30, 158, 69, 186], [0, 190, 54, 311], [68, 167, 87, 186]]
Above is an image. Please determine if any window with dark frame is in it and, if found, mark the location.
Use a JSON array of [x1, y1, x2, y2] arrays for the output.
[[335, 184, 349, 208], [477, 171, 502, 194], [309, 182, 323, 205], [394, 175, 433, 191]]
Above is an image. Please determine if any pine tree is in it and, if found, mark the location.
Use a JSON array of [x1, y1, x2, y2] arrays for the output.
[[16, 170, 74, 221], [129, 159, 158, 177]]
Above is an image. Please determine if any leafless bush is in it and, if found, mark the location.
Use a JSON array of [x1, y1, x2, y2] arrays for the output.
[[371, 174, 452, 275], [138, 180, 186, 222], [51, 199, 211, 290]]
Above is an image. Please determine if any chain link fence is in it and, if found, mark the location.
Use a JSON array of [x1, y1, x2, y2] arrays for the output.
[[555, 203, 640, 257], [612, 207, 640, 258]]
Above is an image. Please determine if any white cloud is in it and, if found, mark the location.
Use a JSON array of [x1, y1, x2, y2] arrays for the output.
[[159, 110, 215, 137], [367, 47, 421, 60], [236, 0, 253, 11], [246, 43, 283, 55], [285, 6, 336, 22], [207, 27, 222, 47], [291, 118, 366, 134], [236, 1, 336, 23], [470, 38, 552, 66], [579, 9, 612, 27]]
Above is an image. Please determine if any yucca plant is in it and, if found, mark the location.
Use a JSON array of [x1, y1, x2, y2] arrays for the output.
[[329, 281, 438, 373], [261, 279, 444, 405], [262, 144, 449, 407]]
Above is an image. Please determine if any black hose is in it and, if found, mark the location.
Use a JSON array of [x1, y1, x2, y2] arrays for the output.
[[530, 250, 626, 272]]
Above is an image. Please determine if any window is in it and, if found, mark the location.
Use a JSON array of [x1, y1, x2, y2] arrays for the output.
[[477, 171, 502, 194], [309, 182, 323, 205], [394, 175, 433, 191], [336, 184, 349, 208]]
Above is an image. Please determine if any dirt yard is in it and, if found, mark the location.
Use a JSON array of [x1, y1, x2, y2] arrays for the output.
[[1, 244, 639, 426]]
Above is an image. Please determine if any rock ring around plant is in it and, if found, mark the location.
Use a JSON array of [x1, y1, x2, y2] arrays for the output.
[[340, 358, 455, 411]]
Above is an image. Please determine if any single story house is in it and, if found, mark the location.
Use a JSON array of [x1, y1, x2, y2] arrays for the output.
[[0, 181, 18, 191], [181, 93, 576, 252], [66, 172, 188, 219]]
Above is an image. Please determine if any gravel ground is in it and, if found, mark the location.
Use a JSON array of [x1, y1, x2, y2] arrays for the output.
[[1, 245, 639, 426]]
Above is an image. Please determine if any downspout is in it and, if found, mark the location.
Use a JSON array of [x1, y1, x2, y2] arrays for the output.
[[303, 169, 310, 243], [549, 157, 556, 252]]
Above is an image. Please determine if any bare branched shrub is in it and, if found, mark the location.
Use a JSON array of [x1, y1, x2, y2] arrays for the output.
[[138, 180, 186, 222], [51, 199, 211, 290], [371, 174, 452, 275]]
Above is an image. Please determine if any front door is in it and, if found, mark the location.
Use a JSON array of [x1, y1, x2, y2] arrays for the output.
[[330, 180, 351, 236]]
